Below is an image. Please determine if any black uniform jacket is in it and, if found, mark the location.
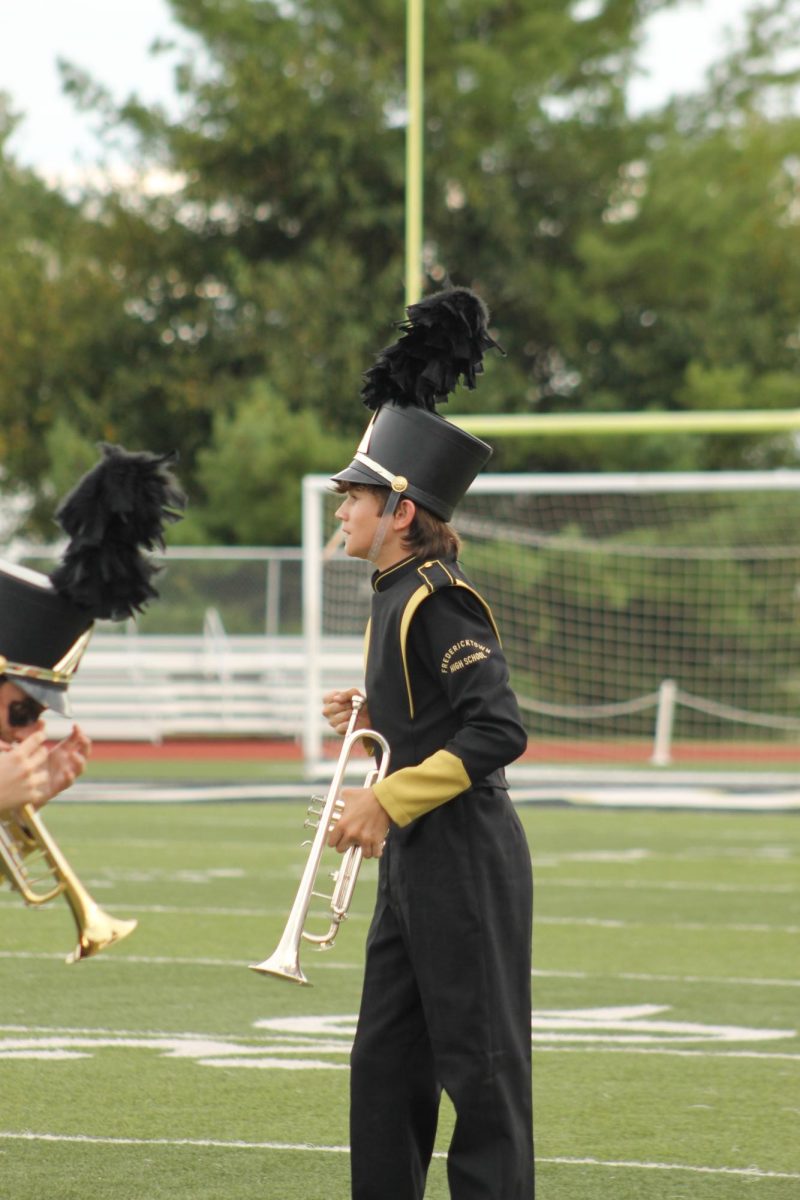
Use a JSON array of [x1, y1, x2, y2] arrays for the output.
[[365, 555, 528, 828]]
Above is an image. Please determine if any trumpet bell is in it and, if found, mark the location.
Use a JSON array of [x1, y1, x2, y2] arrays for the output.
[[67, 908, 138, 964], [0, 804, 138, 964], [249, 952, 310, 987]]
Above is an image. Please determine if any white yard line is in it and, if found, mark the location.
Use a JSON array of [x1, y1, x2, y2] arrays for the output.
[[3, 900, 795, 934], [0, 1131, 797, 1181], [0, 1020, 796, 1063], [1, 948, 798, 989], [538, 1156, 800, 1180], [545, 878, 798, 893], [533, 1046, 800, 1061], [535, 916, 800, 934]]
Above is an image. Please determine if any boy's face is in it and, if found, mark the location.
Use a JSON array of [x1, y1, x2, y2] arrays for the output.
[[335, 486, 384, 562]]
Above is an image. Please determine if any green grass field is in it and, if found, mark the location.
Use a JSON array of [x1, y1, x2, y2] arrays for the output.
[[1, 796, 797, 1199]]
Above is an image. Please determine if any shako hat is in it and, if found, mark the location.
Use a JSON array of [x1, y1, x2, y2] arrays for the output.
[[332, 287, 502, 522], [0, 445, 185, 717]]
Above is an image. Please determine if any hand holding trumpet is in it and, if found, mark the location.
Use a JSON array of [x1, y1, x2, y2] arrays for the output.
[[328, 786, 390, 860], [0, 727, 49, 813], [322, 689, 390, 860], [322, 687, 374, 736], [44, 726, 92, 800], [0, 724, 92, 815], [250, 690, 392, 983]]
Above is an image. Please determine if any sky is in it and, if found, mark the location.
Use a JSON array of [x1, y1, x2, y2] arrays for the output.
[[0, 0, 763, 180]]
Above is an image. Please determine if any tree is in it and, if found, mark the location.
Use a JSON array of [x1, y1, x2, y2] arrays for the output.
[[0, 97, 228, 531], [0, 103, 120, 518], [52, 0, 680, 466], [3, 0, 800, 541], [195, 381, 351, 544]]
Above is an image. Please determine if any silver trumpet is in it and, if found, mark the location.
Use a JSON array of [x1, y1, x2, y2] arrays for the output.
[[250, 694, 390, 986]]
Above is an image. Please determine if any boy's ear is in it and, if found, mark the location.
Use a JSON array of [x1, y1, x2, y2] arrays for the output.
[[394, 497, 417, 529]]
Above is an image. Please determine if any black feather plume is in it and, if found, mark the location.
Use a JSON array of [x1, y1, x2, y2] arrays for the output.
[[49, 444, 186, 621], [361, 287, 503, 412]]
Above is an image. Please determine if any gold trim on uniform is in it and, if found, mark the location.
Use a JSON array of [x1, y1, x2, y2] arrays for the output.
[[1, 630, 92, 686], [2, 660, 71, 685], [53, 628, 93, 676], [372, 556, 417, 593], [399, 586, 430, 718], [354, 450, 409, 495], [372, 748, 471, 826], [394, 565, 503, 719]]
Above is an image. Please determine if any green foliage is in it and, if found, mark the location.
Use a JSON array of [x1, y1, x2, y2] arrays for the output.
[[42, 419, 103, 506], [570, 112, 800, 446], [2, 0, 800, 536], [195, 381, 352, 544]]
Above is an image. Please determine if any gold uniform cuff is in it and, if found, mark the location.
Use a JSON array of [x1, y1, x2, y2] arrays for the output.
[[372, 749, 471, 827]]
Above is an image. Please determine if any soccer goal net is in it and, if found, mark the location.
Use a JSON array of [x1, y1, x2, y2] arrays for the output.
[[302, 471, 800, 774]]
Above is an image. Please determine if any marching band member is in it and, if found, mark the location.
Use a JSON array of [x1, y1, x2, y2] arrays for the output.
[[0, 445, 184, 813], [323, 289, 534, 1200]]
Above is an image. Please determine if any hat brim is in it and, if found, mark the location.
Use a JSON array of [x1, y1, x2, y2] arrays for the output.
[[331, 461, 388, 489], [12, 676, 73, 719]]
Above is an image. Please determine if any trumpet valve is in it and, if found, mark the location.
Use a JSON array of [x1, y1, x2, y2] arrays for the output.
[[304, 797, 325, 828]]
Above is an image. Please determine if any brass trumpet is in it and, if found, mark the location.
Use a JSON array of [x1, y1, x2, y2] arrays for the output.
[[250, 694, 390, 986], [0, 804, 137, 964]]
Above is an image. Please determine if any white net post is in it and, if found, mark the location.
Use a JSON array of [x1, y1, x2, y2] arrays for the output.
[[650, 678, 678, 766], [301, 476, 370, 777], [302, 475, 326, 773]]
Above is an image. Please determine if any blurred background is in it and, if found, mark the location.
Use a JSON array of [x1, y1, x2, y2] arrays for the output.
[[3, 0, 800, 781]]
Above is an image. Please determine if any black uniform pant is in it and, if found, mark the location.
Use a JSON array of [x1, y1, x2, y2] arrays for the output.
[[349, 789, 534, 1200]]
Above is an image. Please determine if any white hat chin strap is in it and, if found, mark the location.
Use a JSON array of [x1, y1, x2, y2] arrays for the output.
[[367, 489, 402, 564], [352, 450, 410, 564]]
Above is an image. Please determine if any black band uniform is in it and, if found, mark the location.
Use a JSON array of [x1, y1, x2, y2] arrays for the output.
[[332, 288, 535, 1200]]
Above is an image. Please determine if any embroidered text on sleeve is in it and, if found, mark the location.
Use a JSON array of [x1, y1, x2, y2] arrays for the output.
[[440, 639, 492, 675]]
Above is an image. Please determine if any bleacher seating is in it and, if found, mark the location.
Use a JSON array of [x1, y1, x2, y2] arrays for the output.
[[46, 629, 362, 743]]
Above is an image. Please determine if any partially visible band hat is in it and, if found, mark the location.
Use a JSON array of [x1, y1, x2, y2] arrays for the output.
[[0, 563, 92, 716], [0, 445, 185, 716], [332, 287, 502, 521]]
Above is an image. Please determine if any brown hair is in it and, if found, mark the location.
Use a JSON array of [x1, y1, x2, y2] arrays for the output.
[[332, 482, 461, 559]]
